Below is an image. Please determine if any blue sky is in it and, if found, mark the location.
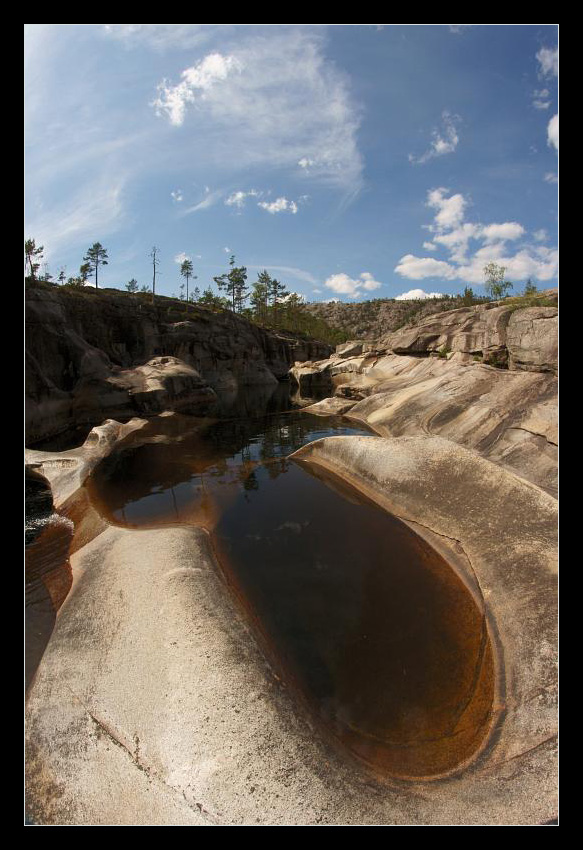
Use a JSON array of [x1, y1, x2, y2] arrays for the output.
[[25, 24, 558, 302]]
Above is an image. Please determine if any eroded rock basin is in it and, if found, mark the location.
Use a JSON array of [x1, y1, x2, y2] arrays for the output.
[[85, 406, 496, 780]]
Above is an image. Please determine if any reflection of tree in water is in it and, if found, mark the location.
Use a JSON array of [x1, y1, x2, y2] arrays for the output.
[[89, 402, 370, 524]]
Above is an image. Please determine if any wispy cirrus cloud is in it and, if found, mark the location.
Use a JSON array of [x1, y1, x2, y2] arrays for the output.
[[150, 30, 364, 193], [26, 177, 127, 261], [103, 24, 232, 52], [247, 264, 319, 286]]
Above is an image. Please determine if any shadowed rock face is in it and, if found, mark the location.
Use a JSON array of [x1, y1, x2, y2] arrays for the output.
[[25, 287, 332, 445]]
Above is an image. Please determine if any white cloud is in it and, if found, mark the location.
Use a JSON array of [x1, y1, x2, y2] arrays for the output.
[[153, 52, 243, 127], [395, 288, 444, 300], [544, 171, 558, 184], [536, 46, 558, 78], [423, 241, 437, 251], [174, 252, 190, 264], [533, 229, 548, 242], [258, 197, 298, 214], [433, 223, 481, 263], [171, 189, 183, 202], [247, 265, 319, 285], [225, 189, 261, 209], [409, 111, 460, 165], [532, 88, 551, 110], [181, 188, 224, 215], [151, 31, 363, 193], [324, 271, 383, 298], [547, 114, 559, 151], [394, 188, 558, 286], [103, 24, 230, 52], [394, 255, 457, 280], [480, 222, 525, 243], [26, 177, 126, 261], [427, 188, 466, 230]]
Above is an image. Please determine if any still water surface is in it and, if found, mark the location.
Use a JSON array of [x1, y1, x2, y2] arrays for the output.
[[85, 385, 495, 779]]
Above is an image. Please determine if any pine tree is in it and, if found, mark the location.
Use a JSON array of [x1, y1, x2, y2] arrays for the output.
[[214, 255, 248, 313], [269, 276, 289, 327], [83, 242, 109, 289], [251, 272, 271, 324], [25, 239, 44, 281], [180, 258, 196, 304]]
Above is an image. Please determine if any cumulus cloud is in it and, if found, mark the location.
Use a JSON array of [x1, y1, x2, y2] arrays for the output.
[[394, 255, 457, 281], [427, 188, 466, 230], [153, 52, 243, 126], [225, 189, 262, 209], [174, 252, 190, 264], [532, 88, 551, 110], [547, 114, 559, 151], [409, 111, 460, 165], [258, 196, 298, 214], [394, 187, 558, 286], [395, 288, 444, 300], [536, 46, 558, 78], [480, 222, 525, 243], [324, 271, 383, 298]]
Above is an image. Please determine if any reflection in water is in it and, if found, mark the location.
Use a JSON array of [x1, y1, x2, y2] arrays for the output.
[[87, 398, 369, 531], [213, 464, 494, 779], [86, 386, 495, 780]]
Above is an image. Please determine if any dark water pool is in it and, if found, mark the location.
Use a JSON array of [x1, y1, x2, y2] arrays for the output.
[[85, 391, 495, 780]]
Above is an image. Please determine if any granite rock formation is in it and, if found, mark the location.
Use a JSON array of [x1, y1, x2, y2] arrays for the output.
[[26, 286, 332, 445]]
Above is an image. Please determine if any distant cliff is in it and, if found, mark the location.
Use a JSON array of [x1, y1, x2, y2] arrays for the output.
[[25, 286, 333, 445]]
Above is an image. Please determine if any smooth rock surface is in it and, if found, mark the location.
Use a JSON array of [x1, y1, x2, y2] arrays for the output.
[[26, 432, 558, 825], [293, 352, 557, 495]]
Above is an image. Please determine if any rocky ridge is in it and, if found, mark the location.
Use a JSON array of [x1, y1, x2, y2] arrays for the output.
[[25, 286, 332, 445], [291, 302, 558, 495]]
